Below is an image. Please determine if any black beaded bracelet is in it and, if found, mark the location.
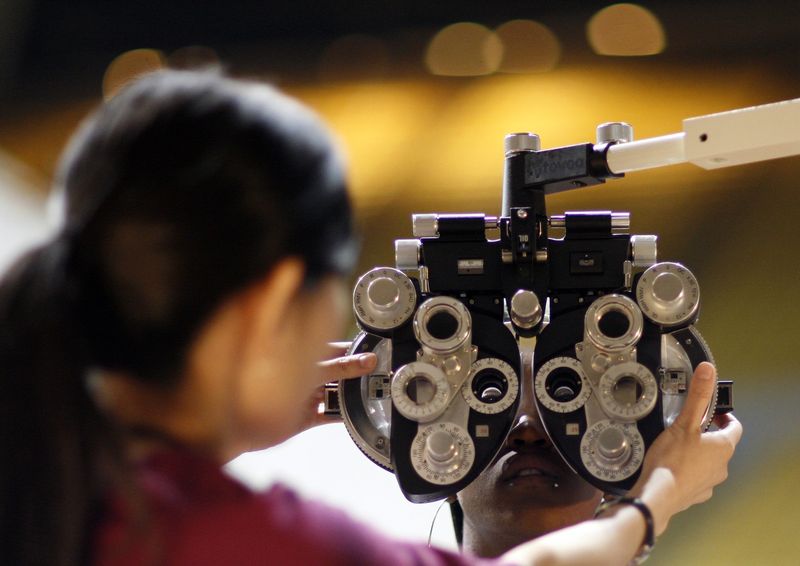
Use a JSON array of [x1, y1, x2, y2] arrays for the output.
[[594, 496, 655, 564]]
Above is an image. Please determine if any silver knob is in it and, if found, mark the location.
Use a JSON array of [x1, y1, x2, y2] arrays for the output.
[[412, 214, 439, 238], [510, 289, 542, 329], [597, 426, 630, 462], [631, 235, 658, 267], [636, 262, 700, 327], [504, 133, 541, 156], [367, 277, 400, 311], [353, 267, 417, 331], [596, 122, 634, 144], [426, 430, 458, 464], [611, 212, 631, 231], [395, 239, 421, 271]]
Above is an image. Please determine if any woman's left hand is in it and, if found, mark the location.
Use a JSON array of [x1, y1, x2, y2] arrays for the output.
[[298, 342, 377, 432]]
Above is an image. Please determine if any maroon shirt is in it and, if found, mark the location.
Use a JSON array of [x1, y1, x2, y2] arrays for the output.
[[92, 450, 503, 565]]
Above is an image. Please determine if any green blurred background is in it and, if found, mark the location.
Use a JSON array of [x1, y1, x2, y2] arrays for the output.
[[2, 1, 799, 562]]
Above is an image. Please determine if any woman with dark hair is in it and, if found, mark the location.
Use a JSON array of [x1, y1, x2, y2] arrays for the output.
[[0, 70, 740, 566]]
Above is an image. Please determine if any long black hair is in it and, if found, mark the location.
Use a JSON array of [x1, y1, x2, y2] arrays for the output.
[[0, 70, 356, 566]]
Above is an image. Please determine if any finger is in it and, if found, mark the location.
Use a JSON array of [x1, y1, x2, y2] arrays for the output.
[[709, 412, 743, 447], [672, 362, 716, 431], [317, 353, 377, 383], [326, 341, 353, 355]]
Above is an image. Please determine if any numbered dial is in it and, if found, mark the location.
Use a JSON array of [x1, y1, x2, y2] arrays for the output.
[[353, 267, 417, 331], [597, 362, 658, 421], [410, 423, 475, 485], [636, 262, 700, 327], [462, 358, 519, 414], [391, 362, 451, 423], [580, 421, 644, 481], [535, 357, 592, 413]]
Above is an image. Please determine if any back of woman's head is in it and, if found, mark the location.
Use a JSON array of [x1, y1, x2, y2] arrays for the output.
[[62, 70, 355, 378], [0, 70, 355, 565]]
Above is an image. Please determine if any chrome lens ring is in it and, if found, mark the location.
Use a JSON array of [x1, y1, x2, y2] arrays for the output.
[[413, 296, 471, 354], [585, 294, 643, 352], [534, 356, 593, 414], [597, 361, 658, 421], [391, 361, 451, 423], [462, 358, 519, 414]]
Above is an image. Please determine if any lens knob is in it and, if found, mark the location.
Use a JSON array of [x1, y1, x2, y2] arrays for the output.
[[368, 277, 400, 311], [510, 289, 543, 329], [425, 430, 458, 466], [597, 426, 630, 462], [636, 262, 700, 327], [412, 214, 439, 238], [580, 421, 645, 481], [410, 423, 475, 485], [353, 267, 417, 331], [630, 235, 658, 267], [395, 239, 421, 271], [504, 132, 541, 155], [596, 122, 634, 144]]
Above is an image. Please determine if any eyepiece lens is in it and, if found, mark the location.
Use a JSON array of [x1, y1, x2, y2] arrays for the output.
[[472, 369, 508, 404], [426, 310, 459, 340], [612, 375, 643, 407], [546, 368, 582, 403], [407, 375, 436, 405], [598, 309, 631, 339]]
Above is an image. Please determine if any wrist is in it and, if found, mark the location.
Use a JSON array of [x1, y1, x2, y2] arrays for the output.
[[594, 496, 655, 564], [628, 467, 678, 536]]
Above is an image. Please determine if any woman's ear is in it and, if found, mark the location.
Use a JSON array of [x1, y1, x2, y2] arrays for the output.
[[241, 258, 306, 353]]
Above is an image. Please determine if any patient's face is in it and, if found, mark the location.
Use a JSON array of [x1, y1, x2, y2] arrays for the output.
[[457, 373, 602, 554]]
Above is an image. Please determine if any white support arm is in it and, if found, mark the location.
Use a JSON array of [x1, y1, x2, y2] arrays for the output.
[[605, 98, 800, 173]]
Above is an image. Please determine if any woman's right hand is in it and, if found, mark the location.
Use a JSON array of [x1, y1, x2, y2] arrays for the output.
[[629, 362, 743, 536]]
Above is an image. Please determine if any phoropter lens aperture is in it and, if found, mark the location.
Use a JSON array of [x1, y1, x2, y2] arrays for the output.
[[426, 310, 459, 340], [471, 369, 508, 404], [598, 309, 631, 339], [546, 367, 582, 403], [407, 375, 436, 405], [612, 375, 644, 407]]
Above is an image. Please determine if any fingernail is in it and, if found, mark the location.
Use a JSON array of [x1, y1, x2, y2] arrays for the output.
[[358, 353, 375, 368], [696, 363, 713, 381]]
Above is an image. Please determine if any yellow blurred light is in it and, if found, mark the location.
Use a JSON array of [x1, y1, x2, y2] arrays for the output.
[[425, 22, 503, 77], [496, 20, 561, 73], [103, 48, 166, 100], [168, 45, 220, 70], [319, 34, 390, 81], [587, 3, 666, 56]]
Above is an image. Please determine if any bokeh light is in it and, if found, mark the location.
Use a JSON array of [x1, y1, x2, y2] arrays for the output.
[[103, 48, 165, 99], [425, 22, 503, 77], [496, 20, 561, 73], [587, 3, 666, 56]]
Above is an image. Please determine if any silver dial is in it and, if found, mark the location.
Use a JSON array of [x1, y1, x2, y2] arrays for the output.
[[462, 358, 519, 414], [353, 267, 417, 331], [391, 362, 450, 423], [580, 420, 644, 481], [535, 357, 592, 413], [410, 422, 475, 485], [597, 362, 658, 421], [636, 262, 700, 327], [510, 289, 543, 329]]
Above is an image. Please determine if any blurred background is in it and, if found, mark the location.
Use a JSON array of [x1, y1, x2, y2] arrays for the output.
[[2, 1, 799, 563]]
